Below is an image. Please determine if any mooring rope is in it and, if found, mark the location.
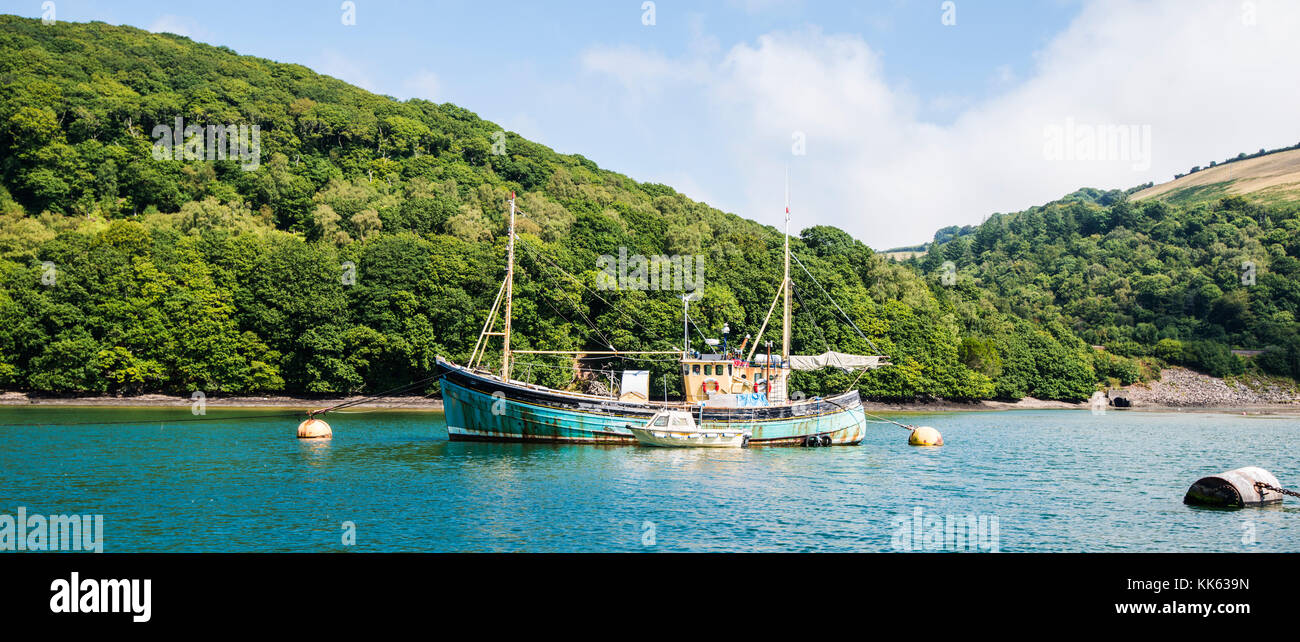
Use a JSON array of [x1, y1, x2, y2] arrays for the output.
[[0, 411, 304, 429], [0, 374, 445, 428], [860, 408, 917, 431], [308, 375, 442, 416]]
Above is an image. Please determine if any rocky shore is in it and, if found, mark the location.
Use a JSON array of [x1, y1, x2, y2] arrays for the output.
[[1109, 367, 1300, 408]]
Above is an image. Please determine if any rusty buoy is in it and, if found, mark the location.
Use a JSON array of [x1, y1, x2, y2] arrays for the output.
[[1184, 467, 1283, 507], [297, 417, 332, 439], [908, 426, 943, 447]]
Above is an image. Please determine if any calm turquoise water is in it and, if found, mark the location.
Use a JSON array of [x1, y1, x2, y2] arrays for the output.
[[1, 406, 1298, 552]]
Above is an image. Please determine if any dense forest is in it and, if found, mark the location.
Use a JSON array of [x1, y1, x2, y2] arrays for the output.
[[1, 15, 1290, 402], [911, 189, 1300, 384]]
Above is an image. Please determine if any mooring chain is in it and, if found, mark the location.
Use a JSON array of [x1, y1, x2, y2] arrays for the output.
[[1255, 482, 1300, 499]]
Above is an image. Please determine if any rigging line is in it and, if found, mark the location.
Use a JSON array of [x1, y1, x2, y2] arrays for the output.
[[517, 242, 618, 348], [789, 252, 885, 355], [790, 280, 833, 355], [513, 358, 680, 372], [845, 365, 869, 394], [514, 238, 673, 346], [685, 310, 714, 352], [535, 283, 617, 350], [507, 239, 620, 351], [570, 353, 682, 361]]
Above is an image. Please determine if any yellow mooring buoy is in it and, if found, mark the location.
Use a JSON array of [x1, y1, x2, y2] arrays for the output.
[[908, 426, 943, 447], [297, 417, 332, 439]]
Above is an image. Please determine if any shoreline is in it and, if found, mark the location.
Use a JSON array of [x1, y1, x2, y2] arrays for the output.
[[0, 392, 446, 411], [2, 391, 1297, 415]]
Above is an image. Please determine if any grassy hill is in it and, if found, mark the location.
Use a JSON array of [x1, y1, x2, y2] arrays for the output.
[[0, 15, 1105, 401], [1132, 147, 1300, 206]]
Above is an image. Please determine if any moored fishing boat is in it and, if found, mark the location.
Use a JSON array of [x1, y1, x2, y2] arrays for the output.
[[438, 186, 889, 446], [438, 356, 868, 445]]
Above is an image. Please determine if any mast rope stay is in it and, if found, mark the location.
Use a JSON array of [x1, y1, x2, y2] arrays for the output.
[[513, 234, 675, 348], [790, 279, 833, 356], [789, 252, 885, 356]]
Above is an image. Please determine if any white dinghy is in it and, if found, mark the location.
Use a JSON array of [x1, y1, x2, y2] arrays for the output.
[[626, 409, 750, 448]]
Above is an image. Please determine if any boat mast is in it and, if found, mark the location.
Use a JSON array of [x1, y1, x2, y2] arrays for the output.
[[502, 191, 517, 381], [781, 170, 791, 363]]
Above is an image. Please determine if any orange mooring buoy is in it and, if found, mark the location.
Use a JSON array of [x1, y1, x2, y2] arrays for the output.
[[297, 417, 332, 439]]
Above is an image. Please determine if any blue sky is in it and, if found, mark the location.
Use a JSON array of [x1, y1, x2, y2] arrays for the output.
[[8, 1, 1300, 248]]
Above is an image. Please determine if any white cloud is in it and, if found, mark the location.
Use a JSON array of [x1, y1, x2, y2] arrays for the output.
[[580, 0, 1300, 249], [403, 70, 441, 102], [147, 14, 205, 39], [725, 0, 805, 14], [317, 50, 375, 92], [503, 113, 544, 143]]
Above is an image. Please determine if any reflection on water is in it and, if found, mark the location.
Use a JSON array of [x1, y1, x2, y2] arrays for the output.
[[0, 407, 1298, 552], [297, 438, 333, 466]]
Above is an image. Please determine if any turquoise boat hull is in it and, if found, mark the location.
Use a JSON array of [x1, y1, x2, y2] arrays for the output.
[[437, 358, 867, 446]]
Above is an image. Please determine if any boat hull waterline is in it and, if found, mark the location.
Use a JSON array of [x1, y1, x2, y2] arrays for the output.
[[437, 358, 866, 446]]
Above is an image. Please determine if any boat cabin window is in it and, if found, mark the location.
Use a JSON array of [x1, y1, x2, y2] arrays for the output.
[[727, 365, 733, 375], [692, 365, 700, 375], [652, 415, 669, 426], [682, 364, 689, 376], [670, 415, 688, 426]]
